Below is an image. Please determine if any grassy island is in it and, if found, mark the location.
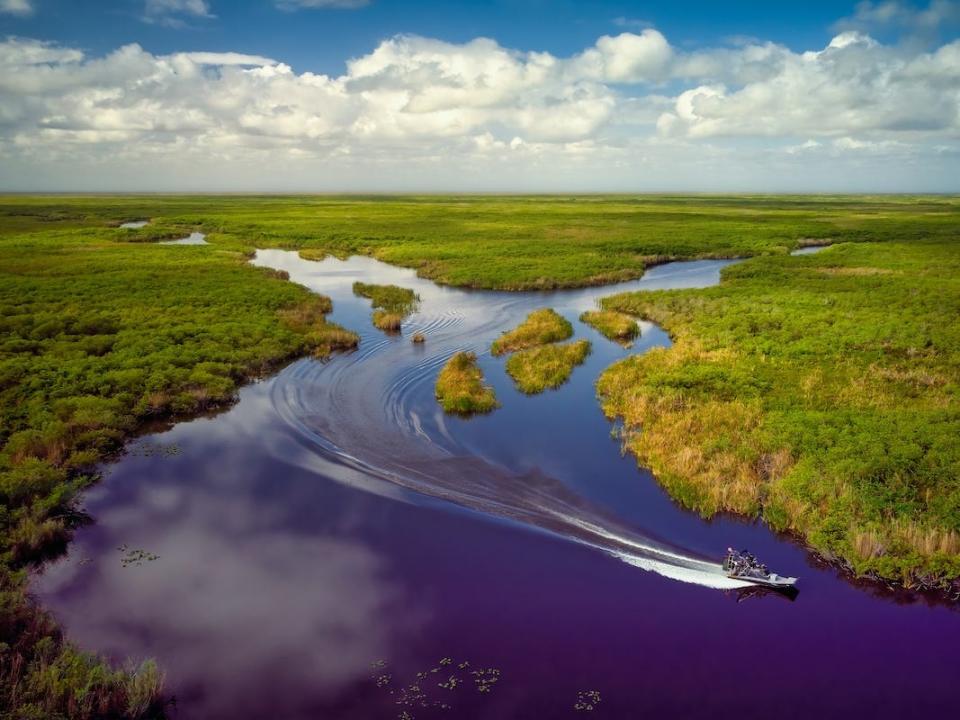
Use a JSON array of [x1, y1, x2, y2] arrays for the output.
[[580, 310, 639, 344], [505, 340, 592, 394], [435, 352, 499, 415], [598, 238, 960, 588], [352, 282, 419, 333], [491, 308, 573, 356]]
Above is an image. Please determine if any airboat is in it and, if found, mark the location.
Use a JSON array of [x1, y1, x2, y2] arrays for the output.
[[723, 548, 797, 589]]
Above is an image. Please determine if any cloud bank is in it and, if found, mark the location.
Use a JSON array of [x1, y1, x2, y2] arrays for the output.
[[0, 18, 958, 191], [0, 0, 33, 17]]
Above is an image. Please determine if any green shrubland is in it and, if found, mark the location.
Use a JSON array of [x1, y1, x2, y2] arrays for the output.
[[1, 194, 959, 714], [8, 194, 958, 291], [598, 239, 960, 588], [0, 207, 357, 717]]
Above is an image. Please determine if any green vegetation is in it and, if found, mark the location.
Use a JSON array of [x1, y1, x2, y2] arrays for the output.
[[491, 309, 573, 356], [7, 195, 958, 291], [505, 340, 592, 394], [435, 352, 498, 415], [0, 207, 358, 717], [598, 239, 960, 588], [0, 194, 959, 713], [1, 574, 165, 718], [580, 310, 639, 344], [352, 281, 420, 333]]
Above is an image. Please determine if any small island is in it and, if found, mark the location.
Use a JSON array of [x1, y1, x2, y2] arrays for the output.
[[352, 282, 420, 333], [580, 309, 639, 344], [505, 340, 591, 394], [435, 352, 498, 415], [490, 308, 572, 356]]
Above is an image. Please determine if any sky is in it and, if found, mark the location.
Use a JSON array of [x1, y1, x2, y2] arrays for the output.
[[0, 0, 958, 192]]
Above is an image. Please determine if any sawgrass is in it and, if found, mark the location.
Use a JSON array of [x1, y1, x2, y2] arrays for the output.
[[579, 310, 639, 344], [491, 308, 573, 356], [352, 282, 419, 333], [1, 194, 959, 712], [598, 239, 960, 587], [505, 340, 591, 394], [435, 352, 498, 415]]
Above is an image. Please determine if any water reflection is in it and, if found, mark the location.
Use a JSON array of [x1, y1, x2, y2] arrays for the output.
[[160, 232, 208, 245], [39, 433, 420, 719], [790, 244, 831, 255]]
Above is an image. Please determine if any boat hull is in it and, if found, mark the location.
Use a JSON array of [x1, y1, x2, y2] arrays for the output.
[[728, 574, 797, 589]]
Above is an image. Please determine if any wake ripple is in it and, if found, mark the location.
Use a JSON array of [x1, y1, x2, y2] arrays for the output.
[[256, 249, 752, 591]]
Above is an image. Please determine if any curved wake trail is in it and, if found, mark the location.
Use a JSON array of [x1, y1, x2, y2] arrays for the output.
[[271, 372, 747, 590], [254, 249, 751, 591]]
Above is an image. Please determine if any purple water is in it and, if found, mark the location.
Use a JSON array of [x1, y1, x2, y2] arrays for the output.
[[31, 251, 959, 719]]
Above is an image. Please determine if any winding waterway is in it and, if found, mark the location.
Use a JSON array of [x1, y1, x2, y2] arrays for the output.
[[32, 248, 959, 719]]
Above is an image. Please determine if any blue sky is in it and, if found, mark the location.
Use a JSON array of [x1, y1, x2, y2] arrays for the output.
[[3, 1, 874, 74], [1, 1, 958, 191]]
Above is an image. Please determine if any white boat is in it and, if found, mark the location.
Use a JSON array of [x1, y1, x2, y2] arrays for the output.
[[723, 548, 797, 589]]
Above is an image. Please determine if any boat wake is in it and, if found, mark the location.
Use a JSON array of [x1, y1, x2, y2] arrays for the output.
[[254, 248, 753, 592], [268, 359, 750, 591]]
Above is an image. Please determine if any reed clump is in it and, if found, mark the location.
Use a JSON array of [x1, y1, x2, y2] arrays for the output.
[[579, 310, 639, 343], [491, 308, 572, 356], [372, 310, 403, 332], [310, 323, 359, 358], [281, 296, 358, 357], [435, 352, 498, 415], [505, 340, 591, 394], [353, 282, 420, 334]]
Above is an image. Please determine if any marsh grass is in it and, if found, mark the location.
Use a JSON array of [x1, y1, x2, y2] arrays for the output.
[[0, 569, 166, 718], [353, 282, 419, 333], [505, 340, 591, 394], [0, 218, 357, 716], [579, 310, 639, 344], [435, 352, 498, 415], [2, 194, 960, 712], [599, 239, 960, 586], [372, 310, 403, 332], [491, 309, 572, 356]]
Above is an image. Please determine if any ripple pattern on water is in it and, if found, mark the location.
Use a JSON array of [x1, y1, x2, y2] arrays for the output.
[[252, 250, 752, 590]]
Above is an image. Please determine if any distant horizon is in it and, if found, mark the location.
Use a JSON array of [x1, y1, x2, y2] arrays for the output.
[[2, 190, 959, 197], [1, 0, 959, 192]]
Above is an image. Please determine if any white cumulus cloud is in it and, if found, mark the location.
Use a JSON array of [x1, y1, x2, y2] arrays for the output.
[[0, 0, 33, 16], [0, 21, 957, 191]]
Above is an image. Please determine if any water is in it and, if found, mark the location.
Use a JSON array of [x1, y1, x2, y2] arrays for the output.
[[790, 245, 831, 255], [160, 232, 208, 245], [32, 251, 959, 719], [120, 220, 149, 229]]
